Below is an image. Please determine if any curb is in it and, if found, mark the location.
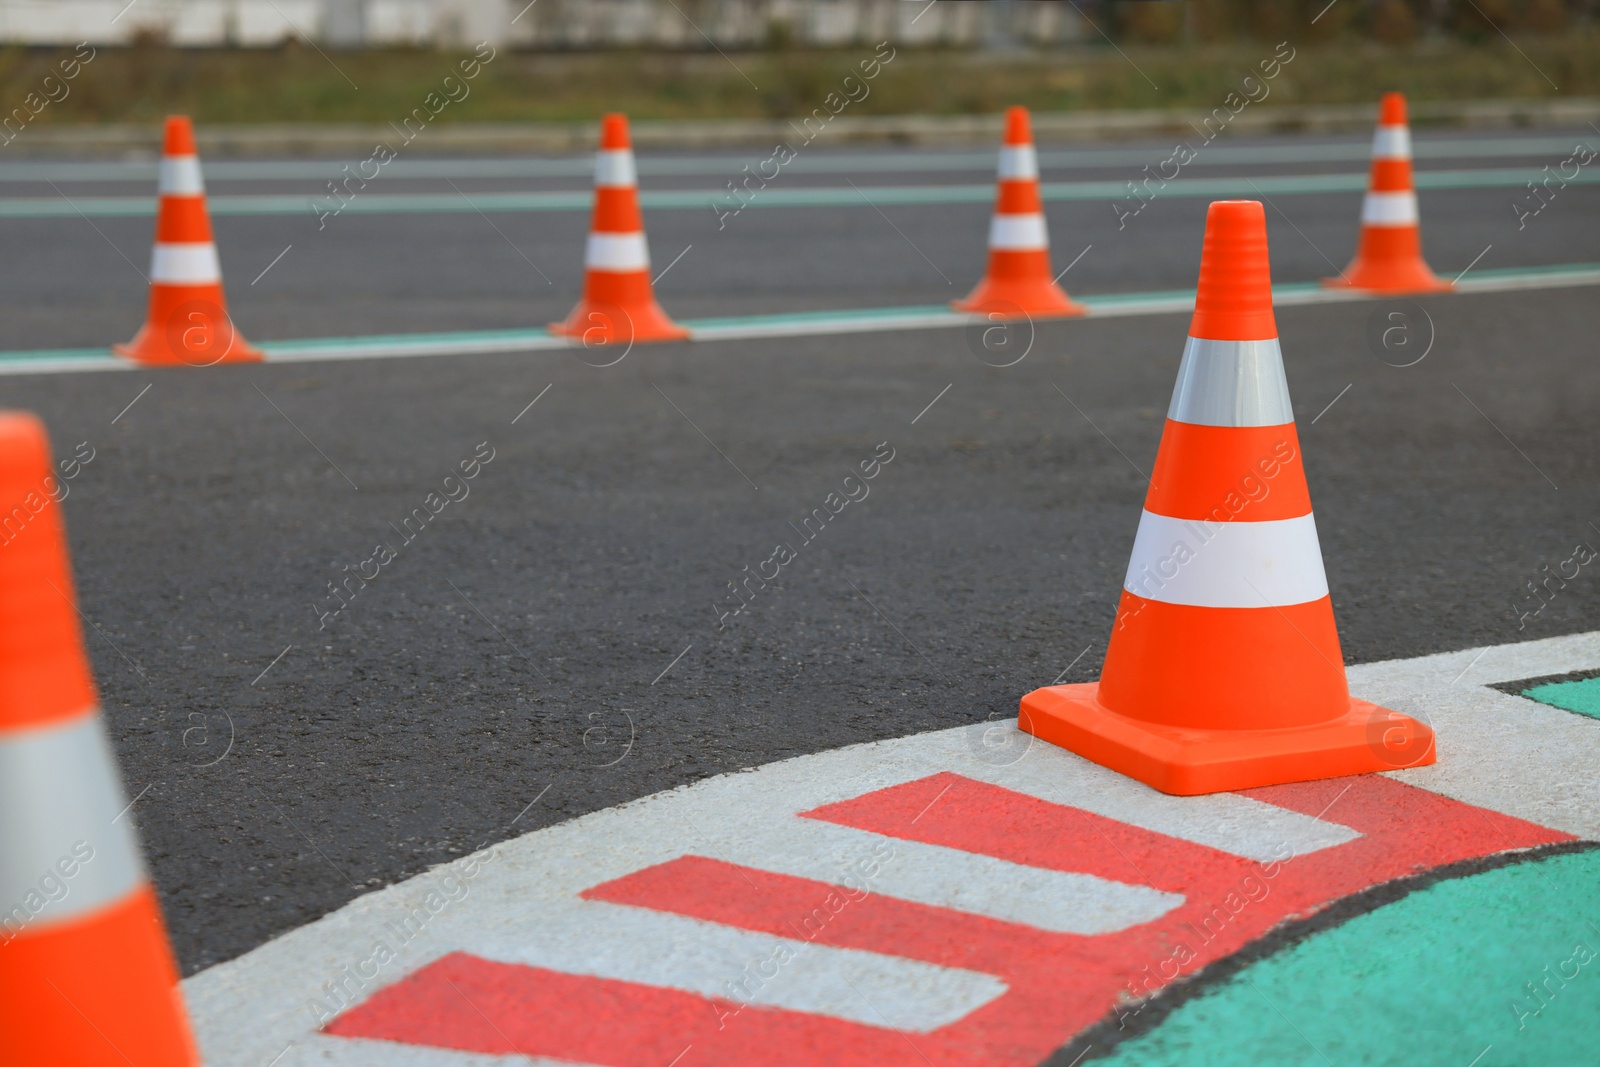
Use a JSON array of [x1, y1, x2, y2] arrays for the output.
[[8, 97, 1600, 157]]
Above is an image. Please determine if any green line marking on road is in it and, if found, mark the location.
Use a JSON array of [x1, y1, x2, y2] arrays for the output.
[[2, 166, 1597, 219], [5, 261, 1596, 376], [1095, 848, 1600, 1067], [1522, 676, 1600, 721]]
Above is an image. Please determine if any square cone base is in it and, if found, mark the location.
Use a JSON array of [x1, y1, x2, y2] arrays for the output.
[[1018, 682, 1435, 796]]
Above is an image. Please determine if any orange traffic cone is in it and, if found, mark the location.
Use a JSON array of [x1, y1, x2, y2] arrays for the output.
[[1323, 92, 1452, 294], [1019, 201, 1435, 796], [953, 106, 1084, 319], [550, 113, 688, 345], [0, 413, 201, 1063], [115, 115, 262, 366]]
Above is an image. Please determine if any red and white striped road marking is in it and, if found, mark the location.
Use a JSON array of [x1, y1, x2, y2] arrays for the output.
[[185, 630, 1600, 1066]]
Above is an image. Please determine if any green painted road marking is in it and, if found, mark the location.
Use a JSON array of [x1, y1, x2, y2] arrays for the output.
[[1522, 676, 1600, 721], [6, 261, 1596, 377], [4, 166, 1598, 219], [1095, 848, 1600, 1067]]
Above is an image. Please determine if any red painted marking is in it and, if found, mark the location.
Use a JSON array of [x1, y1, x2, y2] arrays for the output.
[[330, 774, 1574, 1066], [584, 854, 1050, 977], [803, 770, 1251, 893], [327, 952, 927, 1067]]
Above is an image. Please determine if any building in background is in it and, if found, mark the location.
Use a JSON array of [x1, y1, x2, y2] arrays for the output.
[[0, 0, 1089, 49]]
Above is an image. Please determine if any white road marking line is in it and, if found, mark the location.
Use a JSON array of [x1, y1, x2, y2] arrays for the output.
[[1351, 629, 1600, 839], [2, 267, 1597, 379], [704, 816, 1181, 935], [459, 901, 1007, 1031]]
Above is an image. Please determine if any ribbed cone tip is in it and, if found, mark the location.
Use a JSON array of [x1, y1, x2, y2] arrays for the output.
[[1188, 200, 1278, 342], [1003, 106, 1032, 145], [1378, 91, 1408, 127], [0, 412, 97, 731], [163, 115, 197, 157], [600, 113, 631, 150]]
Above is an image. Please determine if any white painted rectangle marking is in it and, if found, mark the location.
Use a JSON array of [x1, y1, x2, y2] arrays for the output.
[[463, 901, 1008, 1032], [709, 817, 1183, 935]]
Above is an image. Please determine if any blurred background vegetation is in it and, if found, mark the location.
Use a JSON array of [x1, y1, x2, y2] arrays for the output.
[[1, 0, 1595, 125]]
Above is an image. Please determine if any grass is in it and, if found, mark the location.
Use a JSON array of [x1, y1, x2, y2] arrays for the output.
[[3, 33, 1598, 127]]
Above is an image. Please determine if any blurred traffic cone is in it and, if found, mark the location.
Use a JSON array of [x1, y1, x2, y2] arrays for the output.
[[1323, 93, 1452, 294], [953, 106, 1084, 319], [115, 115, 262, 366], [0, 413, 201, 1063], [1019, 201, 1435, 796], [550, 113, 688, 346]]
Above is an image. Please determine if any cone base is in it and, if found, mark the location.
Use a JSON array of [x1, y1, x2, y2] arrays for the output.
[[1323, 227, 1454, 295], [952, 277, 1086, 319], [1018, 682, 1435, 796], [549, 299, 689, 345], [114, 323, 264, 366], [1321, 261, 1454, 295]]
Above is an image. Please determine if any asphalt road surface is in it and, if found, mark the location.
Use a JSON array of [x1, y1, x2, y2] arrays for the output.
[[0, 130, 1597, 977]]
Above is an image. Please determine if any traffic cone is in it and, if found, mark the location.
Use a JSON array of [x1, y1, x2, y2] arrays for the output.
[[550, 113, 688, 345], [0, 413, 201, 1064], [114, 115, 262, 366], [952, 106, 1084, 319], [1019, 201, 1435, 796], [1323, 92, 1452, 294]]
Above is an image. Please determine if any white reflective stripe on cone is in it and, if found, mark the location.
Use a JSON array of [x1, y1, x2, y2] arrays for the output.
[[987, 213, 1048, 250], [1166, 337, 1294, 428], [997, 145, 1039, 180], [1122, 511, 1329, 609], [585, 232, 650, 271], [1361, 191, 1419, 226], [158, 156, 205, 196], [594, 149, 637, 189], [0, 713, 145, 937], [151, 243, 222, 284], [1371, 126, 1411, 160]]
